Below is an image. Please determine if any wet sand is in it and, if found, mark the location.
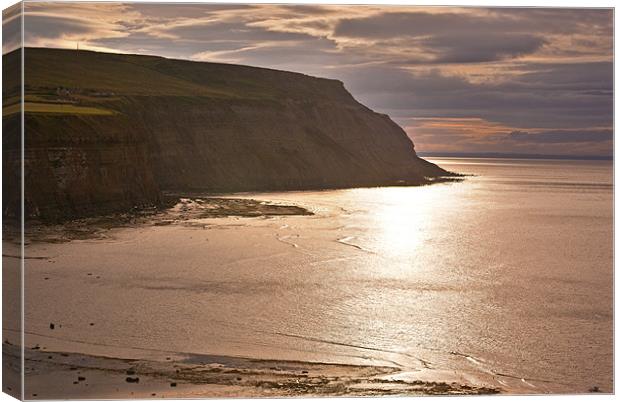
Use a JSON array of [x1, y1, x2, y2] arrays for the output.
[[5, 343, 499, 398], [18, 196, 313, 244]]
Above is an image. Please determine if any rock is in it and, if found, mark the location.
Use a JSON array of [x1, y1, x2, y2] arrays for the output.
[[126, 377, 140, 383], [170, 382, 177, 387], [77, 377, 85, 381], [49, 323, 54, 330], [9, 47, 450, 222]]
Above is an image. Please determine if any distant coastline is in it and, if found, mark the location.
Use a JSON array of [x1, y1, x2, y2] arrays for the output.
[[418, 152, 613, 161]]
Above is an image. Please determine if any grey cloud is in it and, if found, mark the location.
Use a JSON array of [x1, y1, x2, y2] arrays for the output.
[[196, 37, 340, 67], [335, 11, 530, 39], [88, 18, 329, 60], [3, 4, 22, 54], [506, 129, 613, 143], [507, 62, 613, 92], [276, 5, 338, 15], [332, 9, 610, 65], [24, 14, 99, 39], [490, 8, 612, 35], [332, 62, 612, 130], [425, 33, 547, 63], [161, 21, 313, 43], [365, 33, 547, 65], [127, 3, 256, 19], [334, 9, 612, 39], [88, 32, 210, 58]]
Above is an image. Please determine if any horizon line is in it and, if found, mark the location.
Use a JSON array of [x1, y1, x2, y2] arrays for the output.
[[418, 152, 613, 161]]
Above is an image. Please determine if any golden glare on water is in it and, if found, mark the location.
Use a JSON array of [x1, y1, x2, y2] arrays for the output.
[[368, 186, 447, 258]]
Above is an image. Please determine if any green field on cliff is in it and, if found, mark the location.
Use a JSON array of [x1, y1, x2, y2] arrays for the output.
[[3, 102, 115, 117], [19, 47, 341, 101]]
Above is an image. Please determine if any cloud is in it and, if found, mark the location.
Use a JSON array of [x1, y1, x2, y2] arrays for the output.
[[332, 9, 611, 66], [335, 9, 611, 40], [156, 20, 313, 43], [19, 3, 614, 157], [23, 3, 137, 51], [127, 3, 256, 19], [25, 15, 101, 39], [2, 4, 22, 54], [423, 33, 547, 63], [334, 11, 499, 39], [506, 129, 613, 144], [331, 60, 612, 132]]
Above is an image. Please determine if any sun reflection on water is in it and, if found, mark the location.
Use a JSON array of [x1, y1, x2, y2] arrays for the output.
[[368, 186, 447, 258]]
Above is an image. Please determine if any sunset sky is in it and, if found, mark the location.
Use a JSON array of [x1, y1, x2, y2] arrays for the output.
[[5, 3, 614, 157]]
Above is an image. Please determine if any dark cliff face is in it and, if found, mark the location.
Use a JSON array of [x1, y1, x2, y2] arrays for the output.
[[5, 48, 448, 221], [22, 113, 162, 221]]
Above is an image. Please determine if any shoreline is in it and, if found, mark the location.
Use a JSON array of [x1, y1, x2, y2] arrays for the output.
[[5, 175, 462, 230], [4, 343, 501, 398], [10, 196, 314, 244]]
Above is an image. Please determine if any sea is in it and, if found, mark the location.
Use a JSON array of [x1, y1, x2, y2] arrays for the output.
[[21, 157, 614, 394]]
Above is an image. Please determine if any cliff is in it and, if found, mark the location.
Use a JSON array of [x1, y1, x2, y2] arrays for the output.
[[3, 47, 449, 221]]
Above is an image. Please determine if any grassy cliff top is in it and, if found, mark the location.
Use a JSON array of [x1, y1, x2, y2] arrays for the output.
[[5, 47, 353, 101]]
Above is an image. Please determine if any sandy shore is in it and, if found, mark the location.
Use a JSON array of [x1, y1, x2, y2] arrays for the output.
[[4, 343, 500, 399], [15, 196, 313, 244]]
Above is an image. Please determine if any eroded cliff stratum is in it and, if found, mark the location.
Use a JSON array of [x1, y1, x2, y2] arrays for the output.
[[3, 48, 448, 221]]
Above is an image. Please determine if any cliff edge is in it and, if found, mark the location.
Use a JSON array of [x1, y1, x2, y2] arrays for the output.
[[3, 48, 450, 221]]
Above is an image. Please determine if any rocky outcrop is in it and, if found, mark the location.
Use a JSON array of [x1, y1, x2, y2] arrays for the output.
[[3, 48, 449, 221]]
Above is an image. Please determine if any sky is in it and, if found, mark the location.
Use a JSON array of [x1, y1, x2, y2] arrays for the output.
[[5, 2, 614, 157]]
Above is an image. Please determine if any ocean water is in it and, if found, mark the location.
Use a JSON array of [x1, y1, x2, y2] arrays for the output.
[[21, 157, 613, 393]]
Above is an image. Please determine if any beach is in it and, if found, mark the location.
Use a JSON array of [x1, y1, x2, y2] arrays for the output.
[[3, 158, 613, 397], [5, 343, 500, 398]]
